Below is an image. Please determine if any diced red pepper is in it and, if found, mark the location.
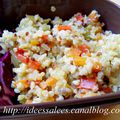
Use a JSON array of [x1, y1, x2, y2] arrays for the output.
[[78, 76, 98, 90]]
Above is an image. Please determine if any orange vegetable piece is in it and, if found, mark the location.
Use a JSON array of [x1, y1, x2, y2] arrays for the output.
[[92, 62, 102, 73], [41, 35, 48, 43], [79, 44, 90, 54], [28, 59, 41, 70], [73, 57, 86, 66], [46, 77, 57, 87], [19, 80, 29, 89], [58, 25, 71, 31]]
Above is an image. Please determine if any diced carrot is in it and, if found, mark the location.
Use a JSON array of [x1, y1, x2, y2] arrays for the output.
[[92, 62, 102, 73], [67, 47, 81, 58], [73, 57, 86, 66], [46, 77, 57, 87], [58, 25, 71, 31], [28, 59, 41, 70]]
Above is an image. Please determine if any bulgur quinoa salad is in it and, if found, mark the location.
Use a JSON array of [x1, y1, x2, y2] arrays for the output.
[[0, 10, 120, 104]]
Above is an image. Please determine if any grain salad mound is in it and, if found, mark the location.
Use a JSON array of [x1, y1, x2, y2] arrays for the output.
[[0, 10, 120, 104]]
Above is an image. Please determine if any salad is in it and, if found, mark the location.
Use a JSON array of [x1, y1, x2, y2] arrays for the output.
[[0, 10, 120, 105]]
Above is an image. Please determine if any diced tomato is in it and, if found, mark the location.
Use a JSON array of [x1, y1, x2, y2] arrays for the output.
[[28, 59, 41, 70], [15, 53, 29, 64], [79, 44, 90, 54], [58, 25, 71, 31], [78, 76, 98, 90], [75, 15, 83, 21], [101, 87, 112, 93]]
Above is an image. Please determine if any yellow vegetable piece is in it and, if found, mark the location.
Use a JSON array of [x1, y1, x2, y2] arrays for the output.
[[17, 80, 29, 88], [30, 39, 40, 46], [46, 97, 55, 102], [46, 77, 57, 87], [87, 53, 91, 57], [73, 57, 87, 66]]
